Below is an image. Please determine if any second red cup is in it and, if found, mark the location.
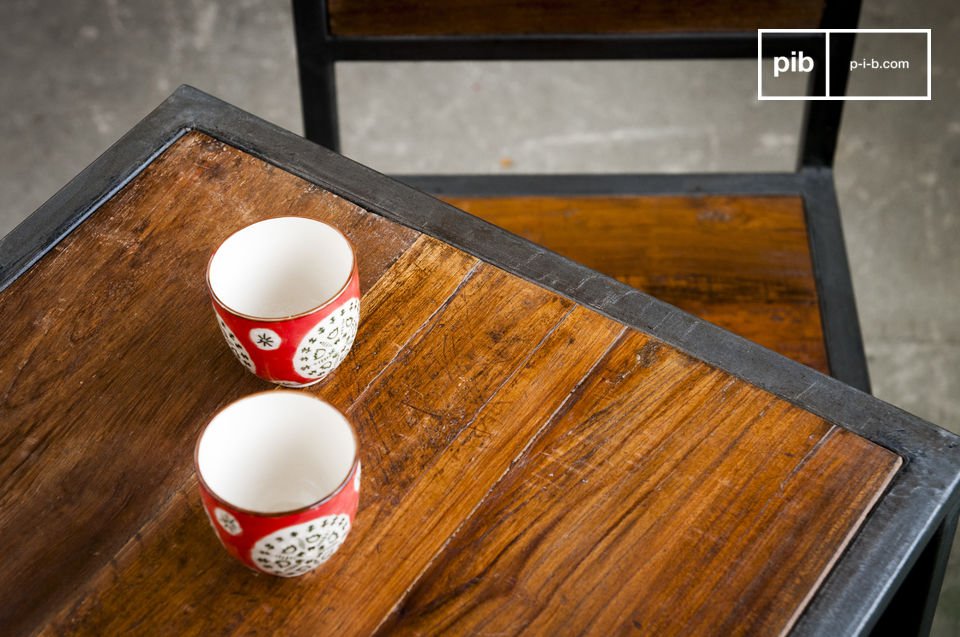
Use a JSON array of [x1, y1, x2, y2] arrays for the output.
[[206, 217, 360, 387], [195, 391, 361, 577]]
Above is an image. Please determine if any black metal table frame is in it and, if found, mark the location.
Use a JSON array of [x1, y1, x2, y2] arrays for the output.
[[1, 87, 958, 636]]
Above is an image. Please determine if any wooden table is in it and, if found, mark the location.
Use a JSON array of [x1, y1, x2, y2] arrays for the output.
[[1, 87, 958, 636]]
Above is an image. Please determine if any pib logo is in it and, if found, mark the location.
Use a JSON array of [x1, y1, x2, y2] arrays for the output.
[[773, 51, 815, 77]]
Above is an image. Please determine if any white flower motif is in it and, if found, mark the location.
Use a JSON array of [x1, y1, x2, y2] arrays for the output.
[[250, 328, 281, 351], [293, 298, 360, 381], [214, 311, 256, 374], [214, 507, 243, 536]]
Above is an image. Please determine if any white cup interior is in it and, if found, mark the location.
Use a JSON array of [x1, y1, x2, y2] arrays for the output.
[[208, 217, 354, 319], [197, 392, 357, 514]]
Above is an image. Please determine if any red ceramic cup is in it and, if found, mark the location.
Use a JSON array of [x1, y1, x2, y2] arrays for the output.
[[195, 391, 361, 577], [206, 217, 360, 387]]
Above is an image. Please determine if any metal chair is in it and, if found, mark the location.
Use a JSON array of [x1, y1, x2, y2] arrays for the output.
[[292, 0, 873, 394], [291, 0, 869, 390]]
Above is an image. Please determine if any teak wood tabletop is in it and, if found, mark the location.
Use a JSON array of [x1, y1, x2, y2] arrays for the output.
[[1, 87, 959, 636]]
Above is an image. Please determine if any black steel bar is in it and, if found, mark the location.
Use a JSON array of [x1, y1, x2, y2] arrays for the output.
[[398, 173, 805, 197], [797, 0, 863, 168], [800, 167, 871, 393], [292, 0, 340, 150], [3, 87, 959, 636], [871, 509, 958, 636], [295, 59, 340, 151], [916, 512, 958, 636]]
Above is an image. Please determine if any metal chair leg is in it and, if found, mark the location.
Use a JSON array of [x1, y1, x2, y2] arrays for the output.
[[872, 510, 958, 636]]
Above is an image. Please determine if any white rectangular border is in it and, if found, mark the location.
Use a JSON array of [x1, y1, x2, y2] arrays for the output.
[[757, 28, 931, 101]]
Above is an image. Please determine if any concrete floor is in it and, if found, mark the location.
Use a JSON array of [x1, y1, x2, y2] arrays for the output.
[[2, 0, 958, 633]]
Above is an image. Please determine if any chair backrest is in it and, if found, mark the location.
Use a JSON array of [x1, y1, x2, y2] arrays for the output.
[[292, 0, 862, 170], [324, 0, 825, 37]]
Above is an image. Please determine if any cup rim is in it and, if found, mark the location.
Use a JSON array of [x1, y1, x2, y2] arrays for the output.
[[205, 217, 357, 323], [194, 390, 361, 518]]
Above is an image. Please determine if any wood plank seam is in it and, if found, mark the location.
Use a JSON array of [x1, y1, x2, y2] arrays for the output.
[[372, 321, 629, 635], [690, 426, 845, 632], [348, 276, 575, 469], [777, 424, 839, 490], [376, 334, 723, 632], [783, 454, 903, 633], [339, 256, 483, 416], [707, 432, 903, 635], [368, 303, 577, 626], [518, 374, 774, 630]]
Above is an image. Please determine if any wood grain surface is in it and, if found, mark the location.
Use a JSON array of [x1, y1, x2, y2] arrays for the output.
[[326, 0, 824, 36], [1, 131, 899, 636], [444, 195, 829, 373]]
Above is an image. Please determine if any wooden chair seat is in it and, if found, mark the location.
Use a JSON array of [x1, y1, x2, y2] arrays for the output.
[[442, 194, 829, 373]]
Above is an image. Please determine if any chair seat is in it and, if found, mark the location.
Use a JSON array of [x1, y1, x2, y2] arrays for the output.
[[441, 194, 829, 374]]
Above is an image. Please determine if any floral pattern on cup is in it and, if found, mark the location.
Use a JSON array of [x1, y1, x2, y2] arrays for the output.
[[250, 328, 281, 351], [251, 514, 351, 577], [215, 313, 256, 374], [294, 298, 360, 381], [214, 507, 243, 536]]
